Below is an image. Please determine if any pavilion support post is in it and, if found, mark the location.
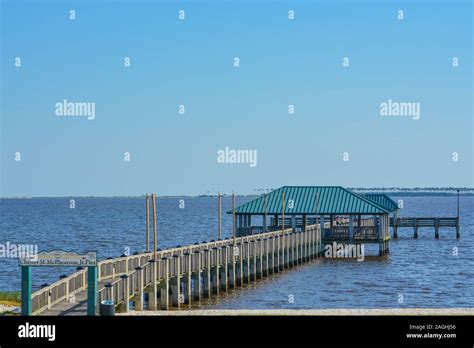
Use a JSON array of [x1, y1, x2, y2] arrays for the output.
[[349, 215, 354, 242], [320, 215, 325, 254], [306, 227, 311, 260]]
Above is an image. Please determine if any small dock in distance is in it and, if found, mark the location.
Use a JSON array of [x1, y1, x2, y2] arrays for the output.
[[390, 217, 460, 239]]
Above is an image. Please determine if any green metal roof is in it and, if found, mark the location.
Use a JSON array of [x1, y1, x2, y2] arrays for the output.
[[362, 194, 398, 212], [229, 186, 390, 215]]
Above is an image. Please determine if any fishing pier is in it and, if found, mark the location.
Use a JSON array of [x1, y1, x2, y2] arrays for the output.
[[21, 186, 461, 316]]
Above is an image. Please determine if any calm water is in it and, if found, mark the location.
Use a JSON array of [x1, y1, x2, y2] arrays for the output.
[[0, 196, 473, 309]]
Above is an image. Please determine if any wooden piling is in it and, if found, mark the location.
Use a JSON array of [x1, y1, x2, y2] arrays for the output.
[[220, 247, 228, 291], [184, 253, 192, 304], [160, 257, 169, 310], [148, 260, 157, 310], [192, 251, 201, 300], [236, 243, 243, 286], [211, 247, 219, 294], [135, 266, 143, 311], [120, 274, 129, 313], [152, 193, 157, 260], [232, 193, 236, 246], [203, 250, 211, 297], [264, 238, 269, 276], [170, 255, 181, 308], [250, 241, 257, 281], [146, 193, 150, 253], [218, 193, 222, 240], [243, 242, 250, 283]]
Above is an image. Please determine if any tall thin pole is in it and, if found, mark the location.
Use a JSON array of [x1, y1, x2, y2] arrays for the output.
[[146, 193, 150, 252], [152, 193, 157, 260], [264, 193, 267, 232], [315, 192, 319, 226], [281, 190, 285, 234], [457, 189, 460, 219], [218, 192, 222, 240], [232, 192, 236, 246]]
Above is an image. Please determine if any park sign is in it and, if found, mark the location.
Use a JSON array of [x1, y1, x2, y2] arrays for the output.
[[19, 250, 97, 267]]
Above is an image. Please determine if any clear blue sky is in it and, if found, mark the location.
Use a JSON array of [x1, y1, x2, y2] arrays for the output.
[[1, 0, 472, 196]]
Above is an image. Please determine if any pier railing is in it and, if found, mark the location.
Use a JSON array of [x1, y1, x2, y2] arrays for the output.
[[31, 224, 320, 315], [323, 226, 379, 241]]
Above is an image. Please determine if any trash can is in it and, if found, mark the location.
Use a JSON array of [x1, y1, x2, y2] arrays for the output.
[[100, 300, 115, 316]]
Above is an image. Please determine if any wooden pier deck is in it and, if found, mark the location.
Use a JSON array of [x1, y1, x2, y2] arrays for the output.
[[33, 224, 322, 316]]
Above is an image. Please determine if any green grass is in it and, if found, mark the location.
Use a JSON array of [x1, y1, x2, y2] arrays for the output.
[[0, 291, 21, 305]]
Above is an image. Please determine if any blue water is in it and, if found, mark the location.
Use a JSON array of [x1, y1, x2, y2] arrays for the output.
[[0, 196, 473, 309]]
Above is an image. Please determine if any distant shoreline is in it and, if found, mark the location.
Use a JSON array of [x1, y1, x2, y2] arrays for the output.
[[2, 190, 474, 199]]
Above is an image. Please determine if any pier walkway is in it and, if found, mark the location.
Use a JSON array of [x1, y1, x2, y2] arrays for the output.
[[35, 224, 321, 315]]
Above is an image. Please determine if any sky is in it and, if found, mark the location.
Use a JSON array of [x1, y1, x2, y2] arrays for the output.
[[1, 0, 472, 196]]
